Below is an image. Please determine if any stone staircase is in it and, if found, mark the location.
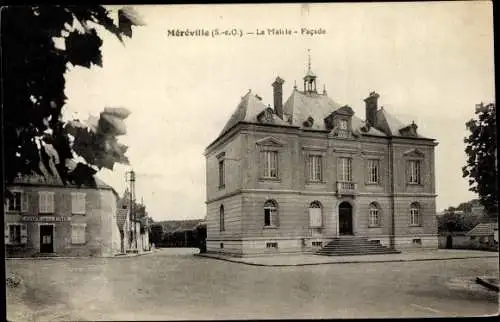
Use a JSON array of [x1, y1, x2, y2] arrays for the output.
[[315, 236, 401, 256]]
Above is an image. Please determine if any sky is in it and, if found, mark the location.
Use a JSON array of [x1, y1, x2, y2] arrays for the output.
[[62, 2, 495, 221]]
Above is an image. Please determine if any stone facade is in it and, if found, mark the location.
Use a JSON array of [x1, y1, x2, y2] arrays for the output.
[[4, 177, 121, 257], [205, 65, 438, 256]]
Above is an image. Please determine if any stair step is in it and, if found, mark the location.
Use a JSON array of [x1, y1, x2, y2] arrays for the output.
[[315, 237, 400, 257]]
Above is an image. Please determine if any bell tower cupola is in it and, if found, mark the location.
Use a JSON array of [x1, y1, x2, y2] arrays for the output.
[[303, 49, 317, 94]]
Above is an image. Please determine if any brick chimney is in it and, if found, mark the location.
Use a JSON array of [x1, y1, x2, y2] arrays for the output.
[[272, 76, 285, 118], [364, 91, 380, 127]]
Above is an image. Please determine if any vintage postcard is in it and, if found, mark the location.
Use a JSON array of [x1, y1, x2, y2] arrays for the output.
[[3, 2, 498, 321]]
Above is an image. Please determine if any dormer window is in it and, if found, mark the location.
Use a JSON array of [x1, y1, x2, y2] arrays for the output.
[[337, 119, 351, 138], [339, 119, 348, 130]]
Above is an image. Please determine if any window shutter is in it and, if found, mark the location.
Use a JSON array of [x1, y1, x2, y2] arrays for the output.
[[39, 192, 45, 213], [4, 225, 9, 245], [309, 208, 322, 228], [47, 193, 55, 213], [80, 193, 86, 214], [21, 193, 28, 212], [21, 224, 28, 244]]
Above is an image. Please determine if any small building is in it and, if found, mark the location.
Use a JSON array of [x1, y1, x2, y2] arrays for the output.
[[466, 222, 498, 247], [4, 173, 121, 257]]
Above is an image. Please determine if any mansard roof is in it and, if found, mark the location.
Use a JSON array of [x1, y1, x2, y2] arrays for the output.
[[283, 90, 342, 130], [219, 90, 290, 136], [214, 75, 434, 145], [375, 107, 431, 139]]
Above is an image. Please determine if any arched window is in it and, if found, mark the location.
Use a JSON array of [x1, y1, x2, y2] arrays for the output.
[[410, 203, 420, 226], [368, 202, 380, 227], [219, 205, 225, 232], [264, 200, 278, 227], [309, 201, 323, 228]]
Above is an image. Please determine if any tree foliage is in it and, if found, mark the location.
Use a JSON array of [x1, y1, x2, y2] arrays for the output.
[[3, 5, 144, 187], [462, 102, 498, 217]]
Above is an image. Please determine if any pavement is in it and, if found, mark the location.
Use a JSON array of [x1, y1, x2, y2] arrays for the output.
[[5, 250, 156, 260], [197, 249, 499, 266], [6, 248, 499, 320]]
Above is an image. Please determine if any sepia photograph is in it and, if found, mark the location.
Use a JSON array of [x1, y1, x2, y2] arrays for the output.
[[2, 2, 498, 320]]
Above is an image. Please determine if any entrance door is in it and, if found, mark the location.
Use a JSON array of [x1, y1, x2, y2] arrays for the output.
[[339, 202, 353, 235], [446, 235, 453, 249], [40, 225, 54, 253]]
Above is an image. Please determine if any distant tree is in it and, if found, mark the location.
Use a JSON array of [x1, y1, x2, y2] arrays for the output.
[[3, 6, 144, 186], [462, 102, 498, 218]]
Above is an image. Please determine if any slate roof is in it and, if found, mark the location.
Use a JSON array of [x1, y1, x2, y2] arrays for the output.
[[466, 223, 498, 236], [283, 90, 342, 130], [215, 72, 434, 143], [375, 107, 431, 139], [219, 90, 291, 136]]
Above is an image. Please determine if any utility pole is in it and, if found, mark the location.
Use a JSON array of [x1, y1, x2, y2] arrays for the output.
[[127, 169, 138, 251]]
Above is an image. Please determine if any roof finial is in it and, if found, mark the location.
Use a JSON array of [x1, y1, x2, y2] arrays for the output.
[[294, 80, 297, 90], [307, 48, 311, 72], [323, 84, 326, 94]]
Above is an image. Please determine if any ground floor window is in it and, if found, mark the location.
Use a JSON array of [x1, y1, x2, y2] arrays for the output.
[[6, 223, 27, 245], [71, 224, 87, 244], [368, 203, 380, 226], [9, 225, 21, 243], [264, 200, 279, 227]]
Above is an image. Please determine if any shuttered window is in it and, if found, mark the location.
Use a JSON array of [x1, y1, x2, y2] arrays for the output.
[[71, 224, 87, 244], [39, 191, 55, 213], [71, 192, 86, 215], [309, 201, 323, 228], [6, 190, 28, 212], [5, 224, 27, 245]]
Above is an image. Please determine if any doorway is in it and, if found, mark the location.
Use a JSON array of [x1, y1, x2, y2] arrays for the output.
[[446, 235, 453, 249], [339, 202, 353, 235], [40, 225, 54, 253]]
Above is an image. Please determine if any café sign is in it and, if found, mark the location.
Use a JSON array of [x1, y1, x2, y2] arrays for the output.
[[21, 216, 71, 222]]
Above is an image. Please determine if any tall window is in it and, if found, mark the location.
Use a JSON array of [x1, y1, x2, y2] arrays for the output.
[[9, 225, 21, 243], [367, 159, 380, 184], [338, 157, 352, 182], [264, 200, 278, 227], [218, 160, 225, 188], [71, 192, 86, 215], [39, 191, 55, 214], [262, 151, 278, 178], [219, 205, 225, 232], [308, 155, 322, 182], [407, 160, 421, 184], [368, 203, 380, 227], [410, 203, 421, 226], [7, 191, 22, 211], [309, 201, 323, 228]]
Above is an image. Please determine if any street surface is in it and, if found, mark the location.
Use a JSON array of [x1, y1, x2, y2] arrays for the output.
[[6, 249, 499, 321]]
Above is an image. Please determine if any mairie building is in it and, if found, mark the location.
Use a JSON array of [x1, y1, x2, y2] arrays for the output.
[[204, 63, 438, 256]]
